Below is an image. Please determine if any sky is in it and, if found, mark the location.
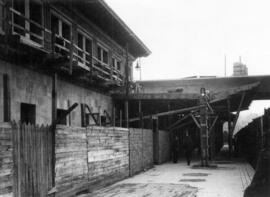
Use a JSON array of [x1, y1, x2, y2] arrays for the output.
[[105, 0, 270, 81]]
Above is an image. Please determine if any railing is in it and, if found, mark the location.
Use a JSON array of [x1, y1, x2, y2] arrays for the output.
[[6, 5, 124, 84], [53, 33, 71, 56], [73, 44, 91, 71], [9, 7, 48, 47]]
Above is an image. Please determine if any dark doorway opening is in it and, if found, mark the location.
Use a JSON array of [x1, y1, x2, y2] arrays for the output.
[[57, 109, 67, 125], [20, 103, 36, 124]]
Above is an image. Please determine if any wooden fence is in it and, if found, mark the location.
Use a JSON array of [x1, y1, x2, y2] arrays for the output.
[[12, 122, 53, 197]]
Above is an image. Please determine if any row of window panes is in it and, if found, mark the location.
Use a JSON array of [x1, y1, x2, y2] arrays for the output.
[[12, 0, 43, 45], [9, 0, 123, 71], [0, 0, 3, 32]]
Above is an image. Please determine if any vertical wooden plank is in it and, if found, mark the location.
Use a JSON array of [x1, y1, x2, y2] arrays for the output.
[[25, 124, 29, 197], [51, 74, 57, 188], [33, 124, 37, 197], [81, 104, 86, 127], [29, 124, 33, 197], [37, 125, 41, 197], [125, 101, 129, 128], [41, 125, 45, 197], [18, 123, 22, 197], [45, 126, 49, 197], [47, 126, 52, 190], [40, 125, 43, 197], [120, 110, 122, 127], [3, 74, 11, 122], [227, 98, 232, 158], [21, 123, 26, 197], [12, 122, 18, 197]]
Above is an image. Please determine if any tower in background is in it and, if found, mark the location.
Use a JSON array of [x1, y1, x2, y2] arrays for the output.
[[233, 56, 248, 77]]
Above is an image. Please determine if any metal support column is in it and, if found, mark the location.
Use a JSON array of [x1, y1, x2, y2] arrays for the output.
[[199, 89, 209, 166], [227, 98, 232, 158]]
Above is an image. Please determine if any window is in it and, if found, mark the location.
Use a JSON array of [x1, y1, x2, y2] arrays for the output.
[[112, 57, 121, 71], [101, 115, 106, 126], [0, 0, 4, 33], [97, 45, 108, 64], [51, 13, 71, 55], [12, 0, 43, 45], [77, 31, 92, 67], [57, 109, 67, 125], [21, 103, 36, 124]]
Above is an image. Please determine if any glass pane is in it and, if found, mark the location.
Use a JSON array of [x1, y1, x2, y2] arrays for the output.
[[30, 0, 43, 44], [97, 47, 102, 61], [51, 15, 59, 35], [0, 2, 3, 31], [85, 39, 92, 53], [117, 61, 121, 71], [103, 50, 108, 64], [112, 58, 116, 68], [13, 0, 25, 36], [62, 22, 70, 40], [77, 33, 83, 49]]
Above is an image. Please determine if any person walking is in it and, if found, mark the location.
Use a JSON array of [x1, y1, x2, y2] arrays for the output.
[[172, 135, 179, 163], [183, 132, 193, 165]]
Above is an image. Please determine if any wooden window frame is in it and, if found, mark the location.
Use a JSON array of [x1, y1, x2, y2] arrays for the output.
[[76, 29, 93, 69], [51, 10, 71, 39], [0, 0, 4, 34], [51, 10, 72, 55], [11, 0, 44, 46], [97, 43, 109, 65], [112, 56, 121, 71]]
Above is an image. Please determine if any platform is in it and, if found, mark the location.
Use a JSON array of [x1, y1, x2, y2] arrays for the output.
[[79, 160, 255, 197]]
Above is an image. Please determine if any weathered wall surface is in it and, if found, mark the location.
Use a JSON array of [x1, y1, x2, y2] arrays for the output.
[[55, 125, 129, 196], [153, 130, 171, 164], [158, 130, 171, 164], [129, 128, 153, 176], [57, 81, 112, 127], [55, 126, 88, 194], [0, 123, 13, 197], [0, 60, 112, 125]]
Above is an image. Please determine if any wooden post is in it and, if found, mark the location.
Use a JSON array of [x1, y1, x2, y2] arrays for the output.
[[81, 103, 86, 127], [227, 98, 232, 158], [260, 116, 264, 149], [125, 43, 129, 128], [125, 101, 129, 128], [199, 89, 209, 166], [67, 100, 71, 126], [52, 74, 57, 123], [139, 100, 143, 128], [51, 73, 57, 187], [3, 74, 10, 122], [120, 110, 122, 127], [112, 103, 116, 127]]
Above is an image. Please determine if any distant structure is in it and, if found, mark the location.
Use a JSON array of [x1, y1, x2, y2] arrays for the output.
[[233, 57, 248, 77]]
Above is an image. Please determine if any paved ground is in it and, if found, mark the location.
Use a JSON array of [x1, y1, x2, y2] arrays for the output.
[[80, 159, 254, 197]]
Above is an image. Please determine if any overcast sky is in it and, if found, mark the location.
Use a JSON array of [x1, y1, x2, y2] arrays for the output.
[[105, 0, 270, 124], [106, 0, 270, 81]]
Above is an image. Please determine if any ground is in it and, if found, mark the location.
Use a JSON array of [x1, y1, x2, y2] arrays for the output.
[[79, 159, 254, 197]]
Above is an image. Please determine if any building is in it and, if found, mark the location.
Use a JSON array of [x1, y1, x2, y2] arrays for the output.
[[233, 59, 248, 77], [0, 0, 150, 126]]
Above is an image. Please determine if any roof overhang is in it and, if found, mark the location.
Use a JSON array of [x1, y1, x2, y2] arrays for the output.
[[51, 0, 151, 58]]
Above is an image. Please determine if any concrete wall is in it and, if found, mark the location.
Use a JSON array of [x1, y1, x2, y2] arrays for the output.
[[0, 123, 13, 197], [153, 130, 171, 164], [158, 130, 171, 164], [129, 128, 153, 176], [0, 60, 112, 126], [55, 125, 129, 196]]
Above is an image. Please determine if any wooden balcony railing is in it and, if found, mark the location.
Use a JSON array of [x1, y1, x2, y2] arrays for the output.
[[6, 5, 124, 85], [9, 7, 49, 48]]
